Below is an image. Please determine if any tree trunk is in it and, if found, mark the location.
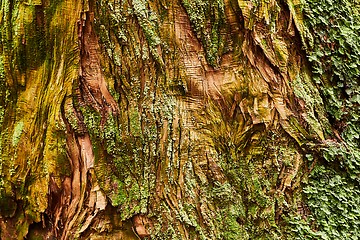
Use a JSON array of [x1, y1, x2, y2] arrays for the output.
[[0, 0, 359, 239]]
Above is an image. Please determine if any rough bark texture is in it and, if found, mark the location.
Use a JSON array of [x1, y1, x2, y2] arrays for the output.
[[0, 0, 359, 239]]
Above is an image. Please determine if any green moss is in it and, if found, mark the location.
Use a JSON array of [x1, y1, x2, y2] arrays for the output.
[[65, 108, 81, 133], [82, 104, 153, 220], [285, 3, 360, 235], [112, 179, 127, 206], [103, 113, 120, 155], [132, 0, 162, 65], [287, 163, 360, 239], [12, 121, 24, 146], [129, 108, 141, 136], [111, 176, 142, 220], [209, 181, 247, 239], [201, 104, 303, 239], [286, 1, 360, 238], [302, 0, 360, 132], [81, 106, 102, 137], [182, 0, 226, 66]]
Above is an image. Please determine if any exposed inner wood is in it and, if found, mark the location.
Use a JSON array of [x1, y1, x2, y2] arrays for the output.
[[48, 2, 118, 238]]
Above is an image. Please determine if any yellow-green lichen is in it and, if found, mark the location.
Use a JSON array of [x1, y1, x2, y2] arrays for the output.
[[12, 121, 24, 146], [182, 0, 226, 66]]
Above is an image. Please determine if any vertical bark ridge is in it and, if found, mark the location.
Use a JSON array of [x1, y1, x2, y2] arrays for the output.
[[53, 1, 119, 238]]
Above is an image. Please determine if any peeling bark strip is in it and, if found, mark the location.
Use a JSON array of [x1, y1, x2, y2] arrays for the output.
[[49, 1, 120, 239], [77, 1, 118, 116]]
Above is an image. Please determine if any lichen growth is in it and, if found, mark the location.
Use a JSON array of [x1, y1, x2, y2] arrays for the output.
[[182, 0, 226, 66], [132, 0, 163, 65], [12, 121, 24, 146], [284, 0, 360, 238], [290, 69, 330, 140]]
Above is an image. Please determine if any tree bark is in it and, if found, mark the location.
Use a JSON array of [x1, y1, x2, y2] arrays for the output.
[[0, 0, 359, 239]]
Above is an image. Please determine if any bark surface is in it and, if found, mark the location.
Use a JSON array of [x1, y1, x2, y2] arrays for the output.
[[0, 0, 359, 239]]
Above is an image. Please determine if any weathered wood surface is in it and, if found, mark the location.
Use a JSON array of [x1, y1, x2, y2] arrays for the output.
[[0, 0, 359, 239]]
